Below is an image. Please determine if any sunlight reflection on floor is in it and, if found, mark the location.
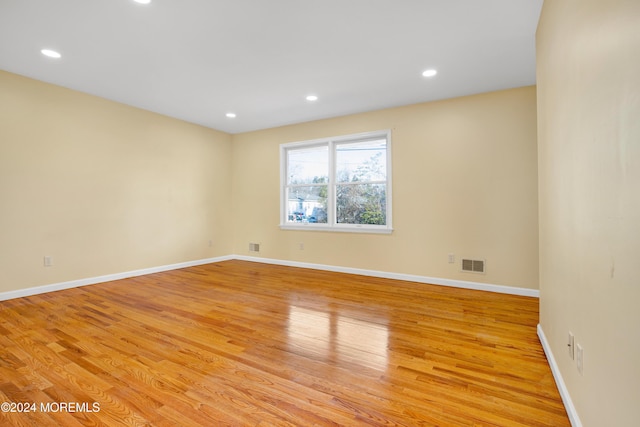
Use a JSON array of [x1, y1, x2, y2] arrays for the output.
[[287, 305, 389, 371]]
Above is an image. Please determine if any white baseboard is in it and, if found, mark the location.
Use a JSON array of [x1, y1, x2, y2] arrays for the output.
[[537, 324, 582, 427], [0, 254, 538, 302], [234, 255, 539, 297], [0, 255, 234, 302]]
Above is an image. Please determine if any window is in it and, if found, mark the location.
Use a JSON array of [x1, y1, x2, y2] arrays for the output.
[[280, 130, 392, 233]]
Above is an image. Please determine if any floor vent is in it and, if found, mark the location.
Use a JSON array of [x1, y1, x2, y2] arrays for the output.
[[462, 258, 485, 274], [249, 243, 260, 252]]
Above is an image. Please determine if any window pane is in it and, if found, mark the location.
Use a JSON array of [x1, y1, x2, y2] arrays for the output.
[[336, 139, 386, 183], [287, 145, 328, 184], [336, 183, 386, 225], [286, 185, 328, 223]]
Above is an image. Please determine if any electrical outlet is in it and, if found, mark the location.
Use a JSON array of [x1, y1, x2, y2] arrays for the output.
[[576, 344, 584, 375], [448, 253, 455, 263], [208, 239, 213, 247], [299, 242, 304, 250], [44, 256, 53, 267], [568, 332, 574, 360]]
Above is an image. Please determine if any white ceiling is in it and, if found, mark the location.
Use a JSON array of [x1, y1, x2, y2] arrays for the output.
[[0, 0, 543, 134]]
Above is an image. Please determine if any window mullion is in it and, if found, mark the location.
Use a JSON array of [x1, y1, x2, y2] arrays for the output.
[[328, 140, 336, 226]]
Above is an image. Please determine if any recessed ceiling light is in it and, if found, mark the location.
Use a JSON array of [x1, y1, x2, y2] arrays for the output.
[[422, 69, 438, 78], [133, 0, 152, 4], [306, 95, 318, 101], [41, 49, 61, 59], [225, 113, 237, 118]]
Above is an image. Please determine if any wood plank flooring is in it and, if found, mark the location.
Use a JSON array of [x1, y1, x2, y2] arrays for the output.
[[0, 260, 569, 426]]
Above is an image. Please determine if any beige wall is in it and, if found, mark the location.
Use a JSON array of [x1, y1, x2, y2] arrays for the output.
[[0, 70, 233, 292], [537, 0, 640, 425], [231, 87, 539, 289], [0, 71, 538, 295]]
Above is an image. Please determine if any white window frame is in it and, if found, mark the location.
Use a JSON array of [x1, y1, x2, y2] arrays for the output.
[[280, 130, 393, 234]]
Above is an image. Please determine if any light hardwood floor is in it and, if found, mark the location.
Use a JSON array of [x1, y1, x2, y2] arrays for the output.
[[0, 260, 569, 426]]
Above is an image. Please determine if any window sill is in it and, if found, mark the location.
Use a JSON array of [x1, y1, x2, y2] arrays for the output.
[[279, 224, 393, 234]]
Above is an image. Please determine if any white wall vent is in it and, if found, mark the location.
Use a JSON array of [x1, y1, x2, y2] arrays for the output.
[[461, 258, 485, 274], [249, 242, 260, 252]]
